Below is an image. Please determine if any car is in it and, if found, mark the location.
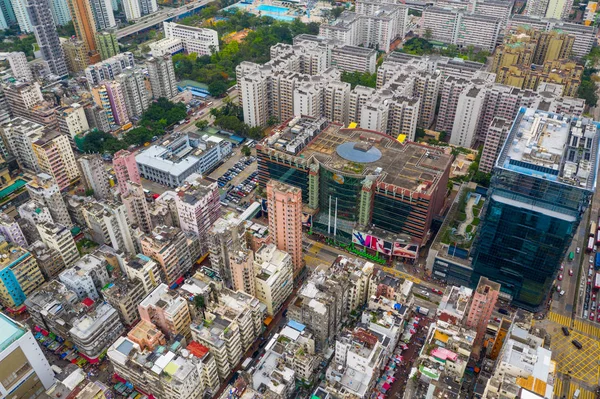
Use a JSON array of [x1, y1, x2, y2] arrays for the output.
[[592, 302, 596, 310], [558, 274, 563, 281], [569, 269, 574, 276], [591, 257, 595, 263], [593, 294, 597, 301], [562, 326, 570, 336], [560, 265, 564, 271], [556, 285, 561, 292], [577, 247, 581, 254], [560, 290, 565, 296], [588, 278, 592, 285], [597, 313, 600, 322], [590, 312, 595, 321]]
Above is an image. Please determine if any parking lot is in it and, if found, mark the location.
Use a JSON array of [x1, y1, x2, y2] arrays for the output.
[[580, 253, 600, 323], [208, 148, 259, 210]]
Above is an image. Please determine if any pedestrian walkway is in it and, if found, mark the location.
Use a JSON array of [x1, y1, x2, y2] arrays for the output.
[[573, 318, 600, 339]]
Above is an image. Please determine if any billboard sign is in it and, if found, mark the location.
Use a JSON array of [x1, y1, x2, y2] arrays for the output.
[[352, 230, 419, 259]]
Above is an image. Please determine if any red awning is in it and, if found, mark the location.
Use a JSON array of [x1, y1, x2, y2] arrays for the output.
[[41, 329, 49, 336], [34, 326, 41, 332], [78, 352, 100, 364], [382, 383, 391, 391], [176, 276, 185, 285], [113, 373, 126, 383]]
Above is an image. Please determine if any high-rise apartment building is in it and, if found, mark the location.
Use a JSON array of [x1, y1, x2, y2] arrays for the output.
[[85, 52, 135, 85], [229, 250, 256, 296], [138, 283, 192, 339], [57, 103, 89, 142], [78, 154, 111, 200], [32, 130, 80, 191], [89, 0, 116, 30], [27, 240, 66, 280], [0, 213, 27, 247], [0, 238, 45, 310], [122, 0, 141, 20], [4, 52, 32, 81], [0, 313, 54, 398], [27, 0, 68, 76], [96, 30, 119, 60], [0, 118, 44, 172], [208, 216, 247, 287], [69, 301, 124, 362], [266, 180, 303, 278], [466, 277, 500, 351], [115, 68, 149, 119], [175, 178, 221, 254], [82, 201, 136, 254], [141, 226, 192, 285], [507, 15, 596, 58], [472, 108, 597, 311], [479, 118, 512, 174], [37, 222, 79, 267], [26, 173, 72, 227], [147, 55, 178, 99], [420, 7, 501, 52], [49, 0, 71, 26], [59, 254, 110, 300], [11, 0, 33, 33], [449, 85, 486, 147], [104, 80, 130, 126], [3, 81, 43, 119], [62, 37, 89, 74], [112, 149, 141, 194], [67, 0, 100, 63], [122, 181, 152, 234], [253, 244, 294, 316], [84, 102, 111, 132]]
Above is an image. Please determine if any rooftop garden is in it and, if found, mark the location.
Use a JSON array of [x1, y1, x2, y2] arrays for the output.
[[439, 187, 485, 250]]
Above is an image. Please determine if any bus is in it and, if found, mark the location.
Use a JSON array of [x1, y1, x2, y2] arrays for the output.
[[587, 236, 595, 253], [568, 251, 575, 261]]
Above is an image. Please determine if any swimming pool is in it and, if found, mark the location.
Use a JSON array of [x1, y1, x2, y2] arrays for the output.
[[257, 4, 288, 13], [264, 13, 296, 21]]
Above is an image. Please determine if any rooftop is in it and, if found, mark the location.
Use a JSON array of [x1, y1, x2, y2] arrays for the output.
[[297, 125, 451, 193], [0, 240, 30, 270], [498, 108, 599, 190], [0, 313, 25, 351]]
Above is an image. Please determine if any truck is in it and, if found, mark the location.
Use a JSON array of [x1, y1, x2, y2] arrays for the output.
[[595, 252, 600, 270], [415, 306, 429, 316], [241, 357, 252, 370], [594, 272, 600, 291], [587, 236, 595, 254]]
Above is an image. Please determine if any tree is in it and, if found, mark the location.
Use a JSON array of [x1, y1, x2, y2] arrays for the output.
[[578, 68, 599, 107], [341, 71, 377, 89], [208, 81, 228, 97], [196, 119, 210, 130], [424, 28, 433, 41], [401, 37, 433, 55], [241, 145, 251, 156], [267, 116, 280, 126]]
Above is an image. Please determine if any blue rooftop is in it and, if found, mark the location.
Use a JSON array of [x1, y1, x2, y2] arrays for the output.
[[287, 320, 306, 332]]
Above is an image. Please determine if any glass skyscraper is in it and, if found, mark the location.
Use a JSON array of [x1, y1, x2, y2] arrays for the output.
[[472, 108, 598, 311]]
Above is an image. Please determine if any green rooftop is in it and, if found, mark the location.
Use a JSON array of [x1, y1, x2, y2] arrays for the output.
[[0, 179, 27, 201]]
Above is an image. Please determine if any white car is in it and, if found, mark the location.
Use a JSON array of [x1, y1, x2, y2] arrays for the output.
[[560, 290, 565, 296], [577, 247, 581, 254], [590, 257, 594, 263]]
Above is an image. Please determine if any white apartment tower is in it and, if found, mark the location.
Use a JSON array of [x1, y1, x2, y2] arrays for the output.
[[116, 68, 150, 119], [147, 55, 177, 99], [26, 173, 72, 228], [37, 222, 79, 267], [450, 85, 486, 147], [78, 154, 111, 200]]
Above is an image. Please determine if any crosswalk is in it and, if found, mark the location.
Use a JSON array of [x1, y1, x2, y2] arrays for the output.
[[382, 266, 423, 285], [573, 318, 600, 339], [548, 311, 573, 327], [547, 311, 600, 339], [554, 379, 597, 399]]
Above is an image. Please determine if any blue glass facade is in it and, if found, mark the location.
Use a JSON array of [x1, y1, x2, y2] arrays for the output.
[[471, 109, 597, 311]]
